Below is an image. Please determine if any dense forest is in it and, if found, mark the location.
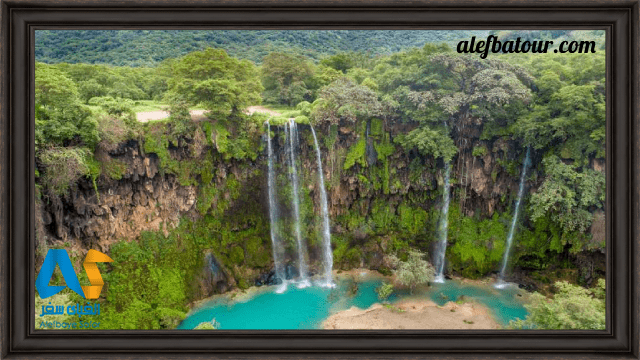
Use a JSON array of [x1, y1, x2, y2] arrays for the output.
[[35, 30, 606, 330], [35, 30, 493, 66]]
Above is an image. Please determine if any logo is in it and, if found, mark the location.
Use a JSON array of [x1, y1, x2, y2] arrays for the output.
[[36, 249, 113, 299]]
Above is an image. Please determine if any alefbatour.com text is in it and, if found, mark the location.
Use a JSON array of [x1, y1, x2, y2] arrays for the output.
[[457, 35, 597, 59]]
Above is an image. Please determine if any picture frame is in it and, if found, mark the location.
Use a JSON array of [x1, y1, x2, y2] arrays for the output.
[[0, 0, 638, 358]]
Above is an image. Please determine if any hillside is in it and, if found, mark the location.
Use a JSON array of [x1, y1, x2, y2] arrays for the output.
[[35, 30, 489, 66]]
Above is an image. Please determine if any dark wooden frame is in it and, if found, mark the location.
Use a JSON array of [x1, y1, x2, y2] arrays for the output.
[[0, 1, 638, 359]]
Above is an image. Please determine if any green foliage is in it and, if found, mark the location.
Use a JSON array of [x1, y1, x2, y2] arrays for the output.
[[102, 159, 128, 180], [97, 231, 197, 329], [294, 115, 310, 125], [343, 137, 367, 170], [448, 209, 506, 278], [395, 125, 457, 162], [312, 77, 383, 124], [165, 48, 263, 116], [38, 147, 92, 195], [510, 52, 605, 164], [375, 282, 394, 302], [228, 246, 245, 265], [515, 215, 565, 269], [375, 49, 531, 131], [143, 122, 220, 186], [369, 199, 395, 234], [369, 118, 384, 137], [166, 97, 194, 138], [52, 62, 164, 101], [390, 249, 435, 294], [529, 155, 604, 237], [397, 204, 428, 237], [35, 63, 98, 150], [332, 236, 363, 270], [194, 319, 220, 329], [36, 30, 485, 66], [95, 114, 136, 147], [472, 145, 488, 157], [509, 279, 605, 329], [261, 52, 314, 106]]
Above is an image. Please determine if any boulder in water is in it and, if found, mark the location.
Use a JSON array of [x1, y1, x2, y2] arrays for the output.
[[285, 263, 299, 280]]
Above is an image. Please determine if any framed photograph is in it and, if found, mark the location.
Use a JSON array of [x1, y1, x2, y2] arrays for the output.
[[1, 0, 638, 358]]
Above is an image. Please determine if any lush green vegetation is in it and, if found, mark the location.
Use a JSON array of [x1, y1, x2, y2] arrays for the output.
[[36, 30, 488, 66], [375, 282, 394, 302], [390, 250, 436, 294], [509, 279, 605, 330], [35, 30, 606, 330]]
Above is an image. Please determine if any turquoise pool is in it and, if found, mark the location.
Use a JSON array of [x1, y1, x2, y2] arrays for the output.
[[427, 281, 528, 325], [178, 276, 527, 330]]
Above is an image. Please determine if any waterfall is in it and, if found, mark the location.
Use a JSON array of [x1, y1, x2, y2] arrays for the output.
[[433, 121, 452, 283], [266, 121, 285, 290], [497, 147, 531, 286], [434, 162, 452, 283], [286, 120, 310, 287], [310, 125, 334, 287]]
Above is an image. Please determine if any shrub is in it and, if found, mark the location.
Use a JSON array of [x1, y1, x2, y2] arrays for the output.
[[472, 145, 488, 157], [194, 319, 220, 329], [39, 147, 91, 195], [390, 249, 435, 294], [509, 279, 605, 330], [376, 282, 394, 302]]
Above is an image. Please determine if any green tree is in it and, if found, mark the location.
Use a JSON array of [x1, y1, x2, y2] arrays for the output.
[[320, 52, 374, 73], [510, 53, 605, 165], [374, 46, 531, 161], [261, 52, 314, 106], [35, 63, 98, 149], [390, 249, 435, 294], [510, 279, 605, 330], [166, 48, 263, 116], [529, 155, 605, 245], [311, 77, 384, 124]]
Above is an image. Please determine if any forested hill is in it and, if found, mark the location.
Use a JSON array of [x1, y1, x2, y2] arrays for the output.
[[35, 30, 489, 66]]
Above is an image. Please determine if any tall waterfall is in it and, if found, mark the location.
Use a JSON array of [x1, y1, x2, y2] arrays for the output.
[[286, 120, 310, 287], [310, 125, 334, 287], [434, 162, 452, 283], [265, 121, 285, 288], [497, 147, 531, 285]]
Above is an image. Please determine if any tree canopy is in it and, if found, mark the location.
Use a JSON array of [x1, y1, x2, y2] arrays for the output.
[[165, 48, 263, 116], [261, 52, 314, 106]]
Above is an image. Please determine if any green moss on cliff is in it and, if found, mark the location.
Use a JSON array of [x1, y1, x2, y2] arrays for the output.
[[343, 137, 367, 170]]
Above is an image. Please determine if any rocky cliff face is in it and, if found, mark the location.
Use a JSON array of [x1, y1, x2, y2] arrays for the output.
[[36, 117, 606, 295], [37, 141, 199, 252]]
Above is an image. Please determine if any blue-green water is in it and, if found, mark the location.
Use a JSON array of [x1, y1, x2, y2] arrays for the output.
[[178, 277, 527, 330], [427, 281, 528, 325]]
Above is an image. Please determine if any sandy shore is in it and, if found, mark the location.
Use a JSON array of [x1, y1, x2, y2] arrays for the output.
[[136, 105, 282, 123], [136, 109, 208, 123], [323, 299, 501, 330], [245, 105, 283, 117]]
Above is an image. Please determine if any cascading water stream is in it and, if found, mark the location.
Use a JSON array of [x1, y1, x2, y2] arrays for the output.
[[286, 120, 310, 287], [265, 121, 286, 292], [434, 162, 452, 283], [496, 147, 531, 287], [433, 121, 452, 283], [310, 125, 334, 287]]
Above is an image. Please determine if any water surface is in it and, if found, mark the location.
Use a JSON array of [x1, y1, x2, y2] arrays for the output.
[[178, 276, 526, 329]]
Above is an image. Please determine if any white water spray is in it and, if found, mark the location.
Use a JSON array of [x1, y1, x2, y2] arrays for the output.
[[286, 120, 310, 288], [434, 162, 452, 283], [496, 147, 531, 287], [310, 125, 334, 287], [265, 121, 286, 292]]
